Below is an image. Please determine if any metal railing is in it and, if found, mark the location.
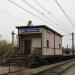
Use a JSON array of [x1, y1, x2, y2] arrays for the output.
[[0, 56, 24, 75], [31, 47, 42, 55]]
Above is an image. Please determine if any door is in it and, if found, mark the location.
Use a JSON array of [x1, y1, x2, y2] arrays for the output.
[[24, 40, 31, 55]]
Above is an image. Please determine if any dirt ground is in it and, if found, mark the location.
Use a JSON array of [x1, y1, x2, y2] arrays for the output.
[[0, 66, 20, 74]]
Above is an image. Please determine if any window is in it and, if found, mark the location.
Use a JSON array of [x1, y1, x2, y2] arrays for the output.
[[59, 44, 61, 50], [47, 40, 49, 48]]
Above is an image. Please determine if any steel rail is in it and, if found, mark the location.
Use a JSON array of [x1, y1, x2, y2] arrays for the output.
[[33, 58, 75, 75]]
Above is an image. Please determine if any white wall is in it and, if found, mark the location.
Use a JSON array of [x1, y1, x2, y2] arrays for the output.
[[31, 38, 41, 54], [42, 29, 62, 55], [43, 29, 55, 55], [55, 34, 62, 55], [32, 38, 41, 47]]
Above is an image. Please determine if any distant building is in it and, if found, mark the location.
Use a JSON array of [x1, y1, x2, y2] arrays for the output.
[[63, 48, 70, 55], [63, 48, 75, 55], [16, 25, 62, 56]]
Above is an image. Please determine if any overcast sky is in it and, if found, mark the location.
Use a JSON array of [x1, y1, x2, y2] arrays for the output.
[[0, 0, 75, 48]]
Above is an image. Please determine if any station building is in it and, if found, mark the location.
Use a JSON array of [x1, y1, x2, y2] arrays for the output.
[[16, 24, 62, 56]]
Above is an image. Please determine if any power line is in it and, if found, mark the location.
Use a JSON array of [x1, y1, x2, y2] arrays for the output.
[[8, 0, 59, 30], [63, 34, 72, 36], [21, 0, 69, 33], [8, 0, 70, 34], [63, 32, 75, 55], [33, 0, 60, 23], [22, 0, 59, 27], [33, 0, 50, 15], [55, 0, 75, 29], [23, 0, 70, 33], [33, 0, 71, 33]]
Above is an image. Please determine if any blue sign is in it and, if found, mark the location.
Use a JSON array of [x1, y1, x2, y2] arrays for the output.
[[19, 28, 39, 33]]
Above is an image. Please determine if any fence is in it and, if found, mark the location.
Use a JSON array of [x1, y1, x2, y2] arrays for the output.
[[0, 56, 25, 75]]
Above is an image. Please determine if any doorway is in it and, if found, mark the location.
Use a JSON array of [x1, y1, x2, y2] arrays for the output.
[[24, 40, 31, 55]]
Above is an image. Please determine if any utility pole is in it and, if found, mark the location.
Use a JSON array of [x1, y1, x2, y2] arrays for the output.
[[63, 33, 75, 55], [67, 44, 68, 49], [72, 32, 74, 55], [11, 31, 15, 55]]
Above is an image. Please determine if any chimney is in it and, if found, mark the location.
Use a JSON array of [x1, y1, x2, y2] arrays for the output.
[[27, 20, 32, 26]]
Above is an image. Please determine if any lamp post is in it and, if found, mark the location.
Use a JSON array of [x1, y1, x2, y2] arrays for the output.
[[11, 31, 15, 55], [72, 32, 74, 55]]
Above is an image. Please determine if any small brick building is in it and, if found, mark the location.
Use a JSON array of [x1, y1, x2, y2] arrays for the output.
[[16, 25, 62, 56]]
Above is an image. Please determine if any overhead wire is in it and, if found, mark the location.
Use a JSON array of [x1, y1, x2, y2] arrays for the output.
[[8, 0, 59, 30], [8, 0, 71, 34], [33, 0, 71, 33], [22, 0, 59, 27], [22, 0, 70, 33], [55, 0, 75, 29], [33, 0, 55, 18], [63, 34, 72, 36], [33, 0, 64, 25]]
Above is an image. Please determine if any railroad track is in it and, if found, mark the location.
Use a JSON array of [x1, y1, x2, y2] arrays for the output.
[[1, 58, 75, 75], [34, 58, 75, 75]]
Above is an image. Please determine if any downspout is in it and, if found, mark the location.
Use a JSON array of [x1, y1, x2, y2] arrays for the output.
[[54, 33, 56, 55]]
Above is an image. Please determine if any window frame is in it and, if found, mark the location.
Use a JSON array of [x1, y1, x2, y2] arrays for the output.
[[47, 40, 49, 48], [59, 43, 61, 50]]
